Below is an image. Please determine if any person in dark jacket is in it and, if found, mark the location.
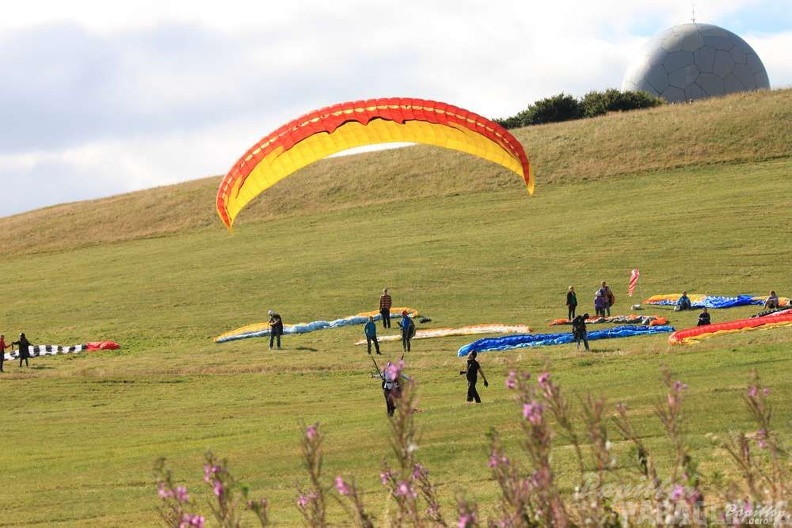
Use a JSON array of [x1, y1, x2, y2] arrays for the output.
[[571, 313, 590, 351], [460, 351, 488, 403], [697, 307, 711, 326], [12, 333, 32, 367], [566, 286, 578, 320], [268, 310, 283, 350], [364, 316, 381, 355]]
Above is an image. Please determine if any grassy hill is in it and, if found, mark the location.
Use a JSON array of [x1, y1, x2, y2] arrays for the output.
[[2, 88, 791, 255], [0, 89, 790, 526]]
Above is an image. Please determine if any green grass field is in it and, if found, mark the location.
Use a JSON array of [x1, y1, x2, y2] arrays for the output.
[[0, 90, 790, 526]]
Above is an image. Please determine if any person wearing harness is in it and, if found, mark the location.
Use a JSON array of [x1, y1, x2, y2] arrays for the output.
[[381, 362, 403, 416], [399, 310, 415, 353], [571, 313, 590, 351], [268, 309, 284, 350]]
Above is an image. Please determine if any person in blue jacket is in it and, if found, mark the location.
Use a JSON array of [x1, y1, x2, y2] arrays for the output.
[[675, 291, 692, 311], [364, 316, 381, 355], [399, 310, 415, 353]]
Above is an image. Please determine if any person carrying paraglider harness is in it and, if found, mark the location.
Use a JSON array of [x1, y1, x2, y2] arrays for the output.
[[399, 310, 415, 353], [571, 313, 590, 351], [372, 358, 407, 417], [382, 366, 400, 416], [268, 309, 283, 350]]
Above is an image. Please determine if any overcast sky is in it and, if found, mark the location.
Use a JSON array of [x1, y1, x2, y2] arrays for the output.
[[2, 0, 790, 217]]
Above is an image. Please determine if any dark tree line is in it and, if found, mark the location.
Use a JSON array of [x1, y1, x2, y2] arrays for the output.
[[494, 89, 664, 129]]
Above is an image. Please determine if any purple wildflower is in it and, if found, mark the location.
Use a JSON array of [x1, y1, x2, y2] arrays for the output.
[[175, 486, 189, 503], [306, 423, 319, 440], [522, 401, 544, 425], [756, 429, 768, 449], [212, 480, 223, 498], [180, 513, 205, 528], [385, 360, 403, 381], [395, 480, 416, 498], [671, 484, 685, 502], [505, 370, 517, 389], [158, 483, 173, 499], [537, 371, 550, 388], [458, 512, 476, 528], [203, 464, 219, 483], [334, 476, 351, 496]]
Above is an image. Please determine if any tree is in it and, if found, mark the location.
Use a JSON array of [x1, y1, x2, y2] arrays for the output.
[[582, 89, 664, 117], [495, 89, 665, 129], [523, 93, 583, 125]]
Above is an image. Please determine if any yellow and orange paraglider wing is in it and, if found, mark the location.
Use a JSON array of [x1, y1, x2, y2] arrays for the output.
[[216, 97, 533, 229]]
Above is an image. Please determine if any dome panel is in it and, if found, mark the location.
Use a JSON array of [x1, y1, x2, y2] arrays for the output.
[[696, 73, 725, 95], [668, 65, 699, 89], [693, 47, 716, 73]]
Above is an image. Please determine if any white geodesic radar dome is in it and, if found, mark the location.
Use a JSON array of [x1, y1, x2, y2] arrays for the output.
[[621, 23, 770, 103]]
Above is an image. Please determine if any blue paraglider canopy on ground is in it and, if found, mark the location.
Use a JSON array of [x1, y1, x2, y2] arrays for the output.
[[457, 325, 675, 356]]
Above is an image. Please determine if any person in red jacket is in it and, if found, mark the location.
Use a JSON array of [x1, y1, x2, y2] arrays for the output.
[[0, 334, 8, 372], [379, 288, 392, 329]]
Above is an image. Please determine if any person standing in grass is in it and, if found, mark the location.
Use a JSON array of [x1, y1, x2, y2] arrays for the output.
[[594, 291, 607, 318], [364, 316, 381, 355], [599, 281, 614, 316], [268, 309, 283, 350], [0, 334, 7, 372], [566, 286, 578, 321], [399, 310, 414, 353], [12, 332, 32, 367], [571, 313, 590, 351], [460, 351, 488, 403], [379, 288, 392, 329], [381, 361, 402, 417]]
